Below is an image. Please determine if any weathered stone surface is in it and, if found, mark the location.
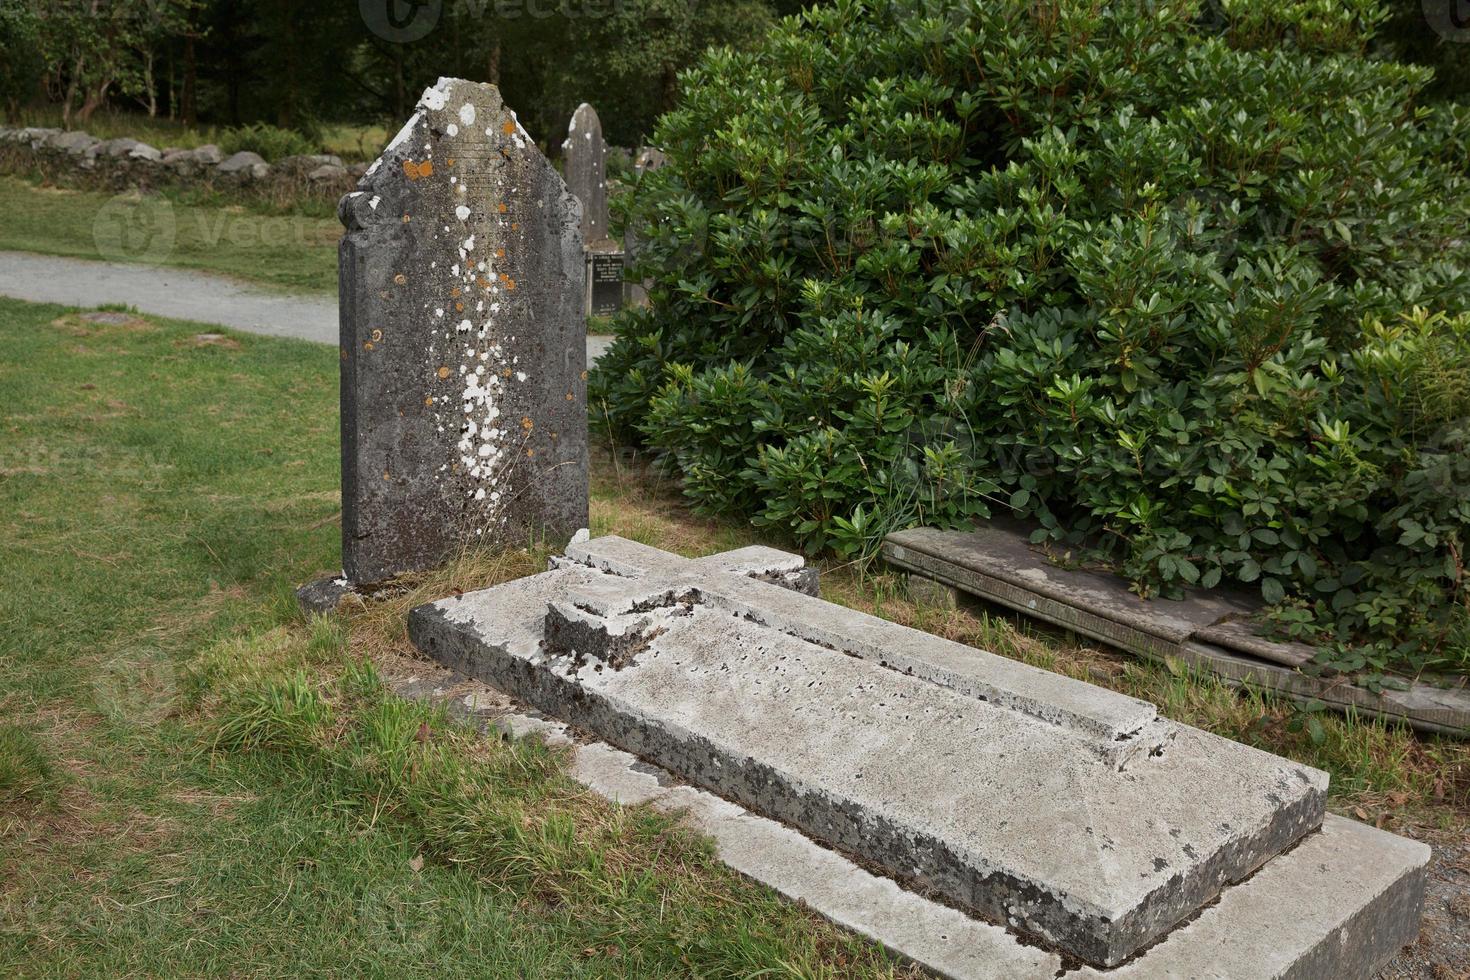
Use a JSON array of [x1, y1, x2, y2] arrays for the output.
[[91, 137, 142, 159], [337, 77, 588, 585], [192, 143, 223, 165], [1067, 815, 1428, 980], [277, 153, 344, 175], [295, 576, 357, 614], [46, 130, 99, 155], [127, 142, 161, 162], [218, 150, 269, 180], [409, 536, 1330, 967], [634, 145, 666, 174], [563, 103, 608, 244], [307, 163, 348, 183]]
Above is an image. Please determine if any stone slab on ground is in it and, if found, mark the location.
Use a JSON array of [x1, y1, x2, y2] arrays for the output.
[[883, 523, 1470, 735], [337, 77, 588, 585], [409, 536, 1336, 967], [391, 621, 1426, 978]]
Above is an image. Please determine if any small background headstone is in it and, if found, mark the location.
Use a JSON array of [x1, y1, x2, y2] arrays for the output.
[[563, 103, 609, 245], [335, 77, 589, 586], [587, 247, 625, 318]]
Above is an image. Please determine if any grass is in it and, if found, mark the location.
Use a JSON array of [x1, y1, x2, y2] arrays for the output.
[[0, 295, 1463, 973], [0, 176, 340, 292], [0, 297, 907, 976], [10, 106, 385, 164]]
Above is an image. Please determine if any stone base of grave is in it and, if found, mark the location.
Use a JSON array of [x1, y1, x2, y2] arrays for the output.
[[297, 576, 358, 615], [407, 536, 1427, 975]]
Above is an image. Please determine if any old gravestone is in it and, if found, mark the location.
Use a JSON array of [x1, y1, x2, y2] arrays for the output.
[[623, 145, 668, 308], [562, 103, 608, 245], [587, 246, 624, 318], [333, 77, 588, 588]]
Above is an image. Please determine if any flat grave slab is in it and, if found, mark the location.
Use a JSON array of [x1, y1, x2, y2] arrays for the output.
[[409, 536, 1344, 968]]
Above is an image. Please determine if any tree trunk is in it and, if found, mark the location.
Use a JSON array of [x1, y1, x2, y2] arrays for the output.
[[77, 80, 111, 123], [181, 34, 197, 127], [488, 35, 501, 86]]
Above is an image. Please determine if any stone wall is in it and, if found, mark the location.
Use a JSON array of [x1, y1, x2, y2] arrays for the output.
[[0, 126, 365, 198]]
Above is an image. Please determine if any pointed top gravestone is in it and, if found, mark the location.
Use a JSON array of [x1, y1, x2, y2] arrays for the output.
[[563, 102, 608, 245], [335, 78, 589, 586]]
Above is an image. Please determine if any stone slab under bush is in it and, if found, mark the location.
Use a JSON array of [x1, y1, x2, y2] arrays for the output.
[[407, 535, 1425, 971], [883, 523, 1470, 735]]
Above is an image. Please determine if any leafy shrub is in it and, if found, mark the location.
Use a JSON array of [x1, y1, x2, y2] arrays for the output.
[[592, 0, 1470, 677], [218, 122, 318, 161]]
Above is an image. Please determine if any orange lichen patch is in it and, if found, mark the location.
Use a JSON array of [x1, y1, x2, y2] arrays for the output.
[[402, 160, 434, 180], [521, 417, 533, 431], [437, 366, 451, 379], [496, 248, 505, 258], [502, 368, 512, 378], [394, 273, 407, 286], [476, 276, 491, 289], [424, 396, 434, 407], [499, 274, 517, 290], [340, 348, 349, 361], [450, 286, 462, 298], [565, 392, 574, 401], [497, 203, 508, 214], [446, 157, 456, 167], [511, 223, 519, 231], [526, 449, 535, 457], [455, 303, 464, 312], [364, 341, 375, 351], [581, 370, 589, 380], [502, 120, 516, 135]]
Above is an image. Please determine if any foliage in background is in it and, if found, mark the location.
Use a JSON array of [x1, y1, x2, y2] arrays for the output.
[[593, 0, 1470, 679], [217, 122, 319, 161], [0, 0, 42, 123]]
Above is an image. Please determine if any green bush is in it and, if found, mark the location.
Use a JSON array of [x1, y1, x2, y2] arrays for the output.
[[218, 122, 319, 162], [592, 0, 1470, 678]]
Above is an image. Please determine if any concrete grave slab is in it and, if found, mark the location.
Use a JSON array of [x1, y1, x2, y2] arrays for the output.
[[391, 658, 1427, 980], [409, 536, 1345, 968], [335, 77, 588, 586]]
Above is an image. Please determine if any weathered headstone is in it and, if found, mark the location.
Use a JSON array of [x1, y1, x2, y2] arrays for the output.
[[562, 102, 608, 245], [334, 77, 588, 587], [623, 145, 668, 308], [586, 248, 624, 318], [410, 534, 1428, 975]]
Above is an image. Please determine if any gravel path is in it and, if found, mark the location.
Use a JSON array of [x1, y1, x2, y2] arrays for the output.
[[0, 250, 614, 362]]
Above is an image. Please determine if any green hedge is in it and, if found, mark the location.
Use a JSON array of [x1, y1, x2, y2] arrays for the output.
[[592, 0, 1470, 679]]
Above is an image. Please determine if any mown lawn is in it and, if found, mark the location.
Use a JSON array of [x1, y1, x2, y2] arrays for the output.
[[0, 296, 1463, 975], [0, 177, 341, 293]]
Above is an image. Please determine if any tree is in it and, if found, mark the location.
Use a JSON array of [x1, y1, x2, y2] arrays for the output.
[[0, 0, 42, 123]]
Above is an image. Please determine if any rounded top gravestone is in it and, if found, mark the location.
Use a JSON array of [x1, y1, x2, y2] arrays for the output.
[[563, 102, 609, 246]]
